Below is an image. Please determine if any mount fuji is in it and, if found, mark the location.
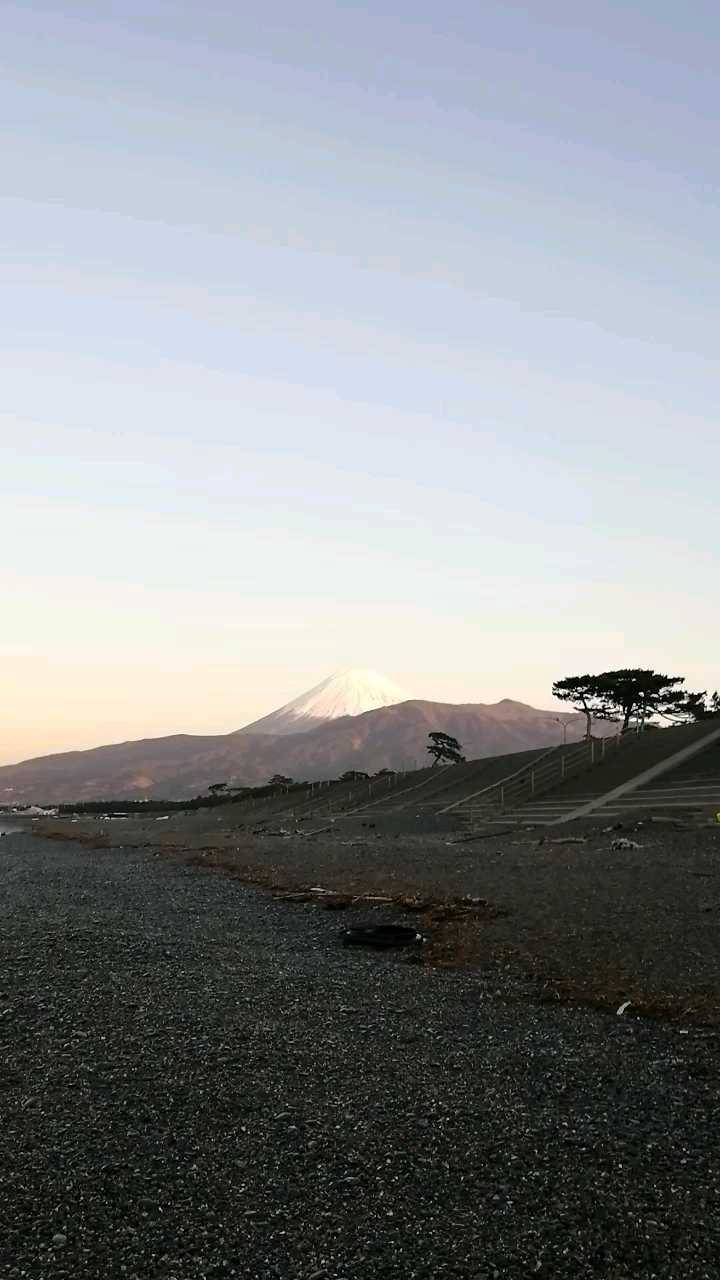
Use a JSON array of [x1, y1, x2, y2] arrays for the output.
[[237, 668, 409, 736]]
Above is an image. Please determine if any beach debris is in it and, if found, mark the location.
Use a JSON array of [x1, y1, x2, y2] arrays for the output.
[[396, 895, 433, 912], [447, 827, 517, 845], [611, 838, 642, 851], [155, 816, 170, 822], [617, 1000, 632, 1016], [272, 886, 353, 909], [341, 924, 425, 949], [549, 837, 587, 845], [311, 886, 353, 909]]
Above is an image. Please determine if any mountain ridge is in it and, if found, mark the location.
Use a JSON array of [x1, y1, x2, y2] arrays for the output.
[[0, 696, 605, 804]]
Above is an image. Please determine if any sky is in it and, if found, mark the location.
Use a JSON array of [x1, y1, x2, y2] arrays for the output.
[[2, 0, 718, 763]]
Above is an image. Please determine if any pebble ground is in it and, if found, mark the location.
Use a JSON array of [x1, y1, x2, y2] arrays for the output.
[[2, 834, 719, 1279]]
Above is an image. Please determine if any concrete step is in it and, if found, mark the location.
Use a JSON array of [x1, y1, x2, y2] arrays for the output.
[[473, 801, 599, 818], [603, 797, 720, 811], [595, 781, 720, 807], [463, 784, 720, 824], [610, 796, 720, 807], [458, 794, 600, 813], [599, 798, 717, 808], [627, 778, 717, 788], [500, 812, 583, 823]]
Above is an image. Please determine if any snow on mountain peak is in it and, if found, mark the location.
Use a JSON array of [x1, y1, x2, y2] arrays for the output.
[[238, 668, 409, 736]]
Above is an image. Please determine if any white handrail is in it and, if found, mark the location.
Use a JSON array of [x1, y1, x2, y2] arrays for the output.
[[450, 732, 623, 818], [439, 742, 565, 814]]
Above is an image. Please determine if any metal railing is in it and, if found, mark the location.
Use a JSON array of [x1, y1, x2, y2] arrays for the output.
[[343, 767, 443, 814], [449, 733, 624, 827], [278, 769, 415, 822]]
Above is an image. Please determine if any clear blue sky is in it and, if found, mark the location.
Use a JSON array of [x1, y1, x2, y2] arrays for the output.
[[2, 0, 718, 761]]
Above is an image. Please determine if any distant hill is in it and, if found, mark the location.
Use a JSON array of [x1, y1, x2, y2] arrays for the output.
[[0, 697, 604, 804]]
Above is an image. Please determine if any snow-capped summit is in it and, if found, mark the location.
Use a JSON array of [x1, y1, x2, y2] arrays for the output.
[[237, 668, 410, 736]]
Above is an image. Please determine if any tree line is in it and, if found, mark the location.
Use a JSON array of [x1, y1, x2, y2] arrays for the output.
[[552, 668, 719, 738]]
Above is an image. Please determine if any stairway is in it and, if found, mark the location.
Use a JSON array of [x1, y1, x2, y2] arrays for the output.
[[450, 735, 624, 827], [498, 793, 608, 823], [345, 765, 447, 815], [456, 723, 720, 827], [590, 738, 720, 819], [414, 750, 549, 815]]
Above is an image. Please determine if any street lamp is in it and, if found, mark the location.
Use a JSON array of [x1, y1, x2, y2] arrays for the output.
[[555, 716, 575, 746]]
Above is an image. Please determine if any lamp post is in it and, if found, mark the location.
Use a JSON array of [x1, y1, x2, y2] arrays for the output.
[[555, 716, 574, 746]]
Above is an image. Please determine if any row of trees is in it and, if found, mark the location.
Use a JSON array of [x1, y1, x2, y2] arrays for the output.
[[206, 767, 399, 797], [553, 668, 719, 738]]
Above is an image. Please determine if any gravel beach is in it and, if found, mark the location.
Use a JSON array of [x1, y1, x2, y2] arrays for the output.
[[38, 812, 720, 1017], [2, 832, 720, 1279]]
